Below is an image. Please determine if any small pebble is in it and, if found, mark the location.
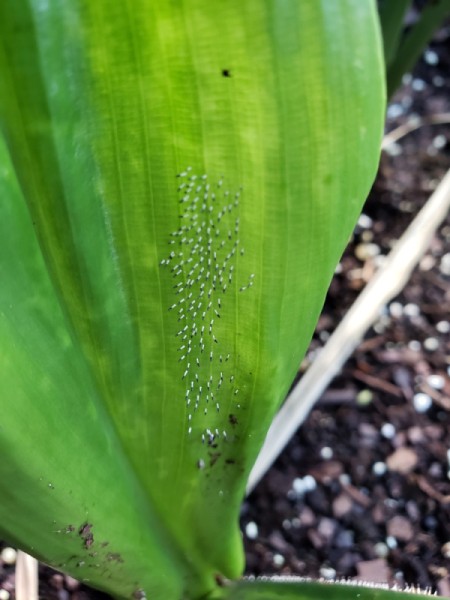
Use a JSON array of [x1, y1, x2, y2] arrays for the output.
[[332, 493, 353, 518], [282, 519, 291, 530], [433, 75, 445, 87], [400, 200, 414, 213], [387, 103, 404, 119], [424, 337, 439, 351], [357, 214, 373, 229], [426, 374, 445, 390], [385, 498, 398, 509], [387, 447, 418, 474], [402, 74, 412, 86], [403, 303, 420, 318], [401, 95, 413, 110], [245, 522, 258, 540], [339, 473, 351, 485], [0, 548, 16, 565], [302, 475, 317, 492], [373, 255, 386, 269], [292, 478, 305, 496], [436, 320, 450, 334], [355, 243, 381, 261], [50, 574, 64, 590], [408, 340, 421, 352], [374, 542, 389, 558], [273, 554, 285, 567], [381, 423, 396, 439], [361, 230, 374, 242], [412, 78, 426, 91], [384, 142, 402, 157], [320, 446, 333, 460], [389, 302, 403, 319], [420, 254, 436, 270], [357, 389, 373, 406], [433, 134, 447, 149], [64, 575, 80, 591], [440, 253, 450, 276], [335, 530, 354, 549], [413, 393, 432, 413], [386, 536, 398, 549], [424, 49, 439, 65], [319, 330, 330, 342], [429, 462, 442, 478], [373, 315, 391, 334], [387, 516, 414, 542], [442, 542, 450, 559], [319, 566, 336, 580], [373, 461, 387, 476]]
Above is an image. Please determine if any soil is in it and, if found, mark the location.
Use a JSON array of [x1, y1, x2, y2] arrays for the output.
[[1, 16, 450, 600]]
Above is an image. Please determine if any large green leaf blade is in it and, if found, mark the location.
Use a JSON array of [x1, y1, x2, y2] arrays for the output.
[[216, 580, 442, 600], [0, 134, 185, 599], [0, 1, 385, 598]]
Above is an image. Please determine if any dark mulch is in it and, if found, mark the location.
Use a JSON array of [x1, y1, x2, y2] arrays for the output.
[[1, 18, 450, 600]]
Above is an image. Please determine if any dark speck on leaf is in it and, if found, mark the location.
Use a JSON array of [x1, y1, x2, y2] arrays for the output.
[[107, 552, 124, 563], [209, 452, 221, 467], [228, 414, 238, 426], [222, 69, 231, 77], [215, 574, 227, 586]]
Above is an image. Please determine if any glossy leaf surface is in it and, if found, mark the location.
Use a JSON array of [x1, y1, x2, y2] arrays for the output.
[[218, 580, 443, 600], [0, 1, 384, 598]]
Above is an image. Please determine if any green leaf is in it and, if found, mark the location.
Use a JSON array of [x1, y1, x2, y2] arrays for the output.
[[217, 579, 442, 600], [386, 0, 450, 97], [378, 0, 411, 68], [0, 1, 385, 599]]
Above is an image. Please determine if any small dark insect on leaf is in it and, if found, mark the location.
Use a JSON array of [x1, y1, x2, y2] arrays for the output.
[[222, 69, 231, 77], [228, 414, 238, 426]]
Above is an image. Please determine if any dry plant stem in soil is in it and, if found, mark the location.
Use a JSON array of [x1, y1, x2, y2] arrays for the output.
[[15, 551, 38, 600]]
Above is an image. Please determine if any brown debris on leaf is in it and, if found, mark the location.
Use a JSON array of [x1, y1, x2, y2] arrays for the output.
[[78, 523, 94, 550]]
